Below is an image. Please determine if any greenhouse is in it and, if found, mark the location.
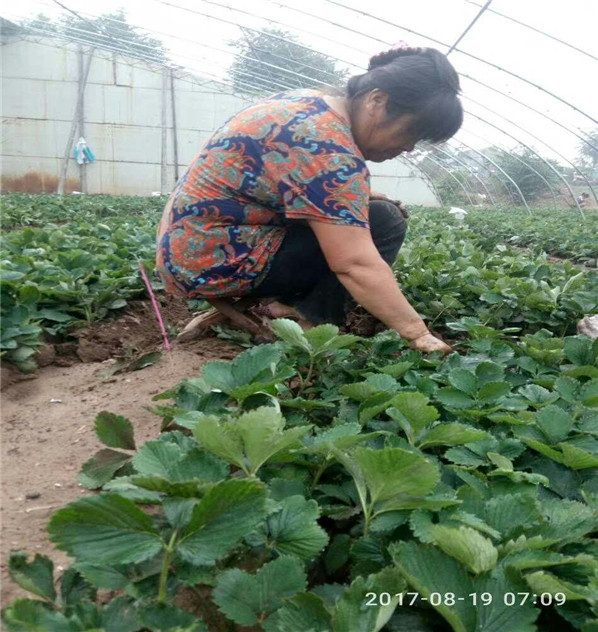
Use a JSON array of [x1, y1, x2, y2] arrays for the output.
[[1, 1, 597, 631]]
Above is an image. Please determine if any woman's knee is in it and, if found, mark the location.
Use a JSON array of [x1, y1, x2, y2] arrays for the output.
[[368, 200, 407, 242]]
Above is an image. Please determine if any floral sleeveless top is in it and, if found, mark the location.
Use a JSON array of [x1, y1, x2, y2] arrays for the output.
[[156, 89, 370, 298]]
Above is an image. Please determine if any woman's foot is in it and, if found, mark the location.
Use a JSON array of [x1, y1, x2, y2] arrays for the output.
[[253, 300, 313, 331]]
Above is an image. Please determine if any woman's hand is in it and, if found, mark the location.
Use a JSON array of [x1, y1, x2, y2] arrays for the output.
[[409, 332, 452, 354]]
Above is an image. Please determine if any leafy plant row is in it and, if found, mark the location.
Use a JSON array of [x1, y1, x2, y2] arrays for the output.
[[2, 197, 597, 372], [0, 217, 158, 371], [4, 320, 598, 631], [459, 207, 598, 263], [397, 214, 598, 337], [1, 194, 167, 230]]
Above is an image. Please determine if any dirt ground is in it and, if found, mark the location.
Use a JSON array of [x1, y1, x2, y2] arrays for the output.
[[0, 297, 241, 606]]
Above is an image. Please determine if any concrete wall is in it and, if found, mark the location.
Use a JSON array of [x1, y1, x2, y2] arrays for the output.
[[1, 36, 439, 204]]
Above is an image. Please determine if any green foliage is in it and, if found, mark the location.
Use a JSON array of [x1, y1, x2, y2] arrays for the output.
[[17, 10, 169, 65], [398, 211, 598, 335], [213, 557, 307, 626], [3, 196, 598, 631], [2, 197, 597, 372], [462, 206, 598, 262], [492, 148, 562, 201], [192, 406, 310, 476], [1, 195, 165, 371], [228, 27, 347, 95]]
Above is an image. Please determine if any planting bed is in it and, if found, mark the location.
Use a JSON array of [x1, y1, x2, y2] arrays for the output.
[[1, 195, 598, 631]]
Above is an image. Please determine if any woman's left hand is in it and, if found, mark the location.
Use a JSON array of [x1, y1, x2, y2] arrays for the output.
[[409, 332, 452, 354]]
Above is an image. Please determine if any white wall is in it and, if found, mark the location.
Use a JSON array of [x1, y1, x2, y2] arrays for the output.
[[368, 158, 439, 206], [1, 36, 439, 204]]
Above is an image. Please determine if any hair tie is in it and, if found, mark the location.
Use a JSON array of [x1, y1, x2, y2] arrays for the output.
[[390, 40, 413, 51]]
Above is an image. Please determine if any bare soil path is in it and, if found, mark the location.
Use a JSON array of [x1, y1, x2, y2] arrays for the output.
[[0, 299, 240, 606]]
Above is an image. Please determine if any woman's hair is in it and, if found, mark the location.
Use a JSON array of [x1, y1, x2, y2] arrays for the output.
[[347, 47, 463, 143]]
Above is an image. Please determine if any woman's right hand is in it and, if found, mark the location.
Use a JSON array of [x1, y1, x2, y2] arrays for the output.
[[409, 332, 452, 354]]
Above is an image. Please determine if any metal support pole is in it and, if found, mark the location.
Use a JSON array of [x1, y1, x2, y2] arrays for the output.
[[78, 46, 87, 193], [170, 69, 180, 184], [57, 46, 93, 195], [161, 68, 169, 195]]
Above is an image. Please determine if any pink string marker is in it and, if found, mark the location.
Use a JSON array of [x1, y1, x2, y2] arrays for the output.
[[138, 261, 172, 353]]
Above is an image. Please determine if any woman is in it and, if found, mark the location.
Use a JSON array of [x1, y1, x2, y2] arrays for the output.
[[156, 44, 463, 353]]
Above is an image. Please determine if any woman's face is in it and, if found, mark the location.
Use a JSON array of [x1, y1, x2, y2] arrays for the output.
[[350, 89, 420, 162]]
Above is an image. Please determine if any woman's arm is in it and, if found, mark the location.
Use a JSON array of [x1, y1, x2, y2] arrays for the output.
[[307, 220, 450, 353]]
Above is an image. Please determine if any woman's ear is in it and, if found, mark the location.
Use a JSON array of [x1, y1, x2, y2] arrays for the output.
[[366, 89, 389, 117]]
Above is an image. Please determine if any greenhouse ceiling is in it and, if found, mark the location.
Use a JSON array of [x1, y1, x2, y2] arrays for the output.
[[2, 0, 597, 212]]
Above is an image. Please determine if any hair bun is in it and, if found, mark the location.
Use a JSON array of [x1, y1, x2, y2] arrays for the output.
[[368, 46, 425, 71]]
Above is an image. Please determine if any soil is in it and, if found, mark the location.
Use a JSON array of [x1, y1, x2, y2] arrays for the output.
[[0, 296, 242, 606], [344, 306, 385, 337]]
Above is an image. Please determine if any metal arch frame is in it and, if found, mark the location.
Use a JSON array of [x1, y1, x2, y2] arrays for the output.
[[210, 0, 373, 59], [157, 0, 595, 206], [270, 0, 598, 154], [429, 143, 510, 208], [445, 139, 532, 211], [415, 153, 476, 206], [39, 1, 593, 201], [446, 0, 494, 55], [14, 23, 450, 208], [48, 0, 598, 158], [460, 72, 598, 155], [318, 0, 598, 125], [444, 140, 514, 207], [12, 15, 270, 104], [45, 0, 354, 84], [15, 2, 594, 216], [12, 24, 270, 99], [51, 0, 167, 66], [449, 139, 524, 209], [155, 0, 362, 71], [441, 140, 501, 208], [36, 1, 342, 92], [462, 0, 598, 62], [458, 127, 560, 211], [20, 10, 578, 205], [444, 140, 500, 208], [20, 19, 557, 213], [49, 3, 338, 91], [427, 146, 483, 205], [430, 145, 517, 206], [400, 155, 446, 207], [464, 94, 598, 206], [465, 110, 586, 218], [13, 20, 311, 98]]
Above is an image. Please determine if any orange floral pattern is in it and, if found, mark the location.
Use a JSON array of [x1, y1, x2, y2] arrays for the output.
[[156, 90, 370, 298]]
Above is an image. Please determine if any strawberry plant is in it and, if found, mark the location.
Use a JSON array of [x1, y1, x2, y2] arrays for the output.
[[2, 197, 597, 371], [397, 215, 598, 336], [4, 321, 598, 631]]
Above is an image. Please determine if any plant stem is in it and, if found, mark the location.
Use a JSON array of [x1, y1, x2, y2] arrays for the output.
[[363, 507, 371, 537], [305, 358, 315, 387], [157, 530, 178, 603], [310, 460, 329, 491], [298, 357, 316, 398]]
